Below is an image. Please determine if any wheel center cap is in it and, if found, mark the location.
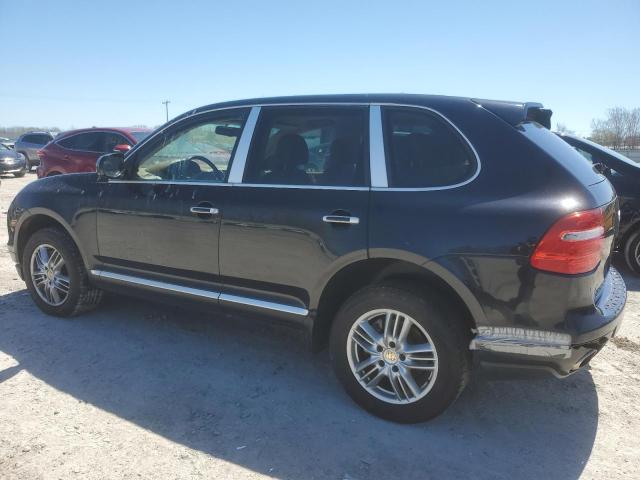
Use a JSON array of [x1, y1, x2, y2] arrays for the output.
[[383, 349, 399, 364]]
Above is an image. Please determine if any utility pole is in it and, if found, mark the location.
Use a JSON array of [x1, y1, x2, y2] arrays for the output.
[[162, 100, 171, 122]]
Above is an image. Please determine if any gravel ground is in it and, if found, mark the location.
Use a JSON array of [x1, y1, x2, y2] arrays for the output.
[[1, 174, 639, 480]]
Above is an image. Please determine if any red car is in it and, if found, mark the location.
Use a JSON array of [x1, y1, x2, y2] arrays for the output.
[[37, 127, 151, 178]]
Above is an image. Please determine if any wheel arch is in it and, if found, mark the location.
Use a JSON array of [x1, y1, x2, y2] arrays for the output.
[[15, 210, 88, 268], [311, 257, 484, 351]]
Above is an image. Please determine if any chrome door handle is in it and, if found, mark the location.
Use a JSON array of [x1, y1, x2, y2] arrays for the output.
[[190, 206, 219, 215], [322, 215, 359, 225]]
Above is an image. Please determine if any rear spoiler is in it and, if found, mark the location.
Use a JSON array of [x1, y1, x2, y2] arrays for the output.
[[471, 99, 552, 129]]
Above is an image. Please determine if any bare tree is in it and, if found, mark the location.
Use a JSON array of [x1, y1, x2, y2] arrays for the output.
[[556, 123, 575, 135], [590, 107, 640, 149], [607, 107, 627, 149], [624, 108, 640, 149]]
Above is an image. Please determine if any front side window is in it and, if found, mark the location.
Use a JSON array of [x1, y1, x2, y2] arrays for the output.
[[382, 107, 477, 188], [244, 106, 367, 186], [135, 111, 246, 182], [102, 132, 131, 152]]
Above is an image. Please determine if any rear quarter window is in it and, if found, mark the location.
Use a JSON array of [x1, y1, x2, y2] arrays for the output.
[[382, 107, 477, 188], [521, 123, 604, 186]]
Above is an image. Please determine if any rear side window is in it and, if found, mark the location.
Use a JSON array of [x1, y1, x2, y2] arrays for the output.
[[58, 132, 102, 151], [244, 106, 368, 187], [27, 134, 52, 145], [382, 107, 477, 188]]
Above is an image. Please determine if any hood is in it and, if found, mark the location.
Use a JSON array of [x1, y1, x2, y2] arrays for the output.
[[0, 147, 23, 160]]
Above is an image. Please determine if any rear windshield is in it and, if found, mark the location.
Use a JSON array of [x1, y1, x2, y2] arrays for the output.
[[520, 122, 604, 186]]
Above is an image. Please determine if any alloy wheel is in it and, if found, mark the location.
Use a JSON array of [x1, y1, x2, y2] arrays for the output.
[[30, 244, 70, 306], [346, 309, 438, 404]]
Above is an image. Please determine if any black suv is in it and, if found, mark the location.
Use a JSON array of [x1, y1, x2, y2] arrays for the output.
[[7, 95, 626, 423], [557, 133, 640, 274]]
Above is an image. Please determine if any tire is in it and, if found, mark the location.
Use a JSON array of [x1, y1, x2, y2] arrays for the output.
[[14, 168, 26, 178], [330, 283, 471, 423], [22, 227, 103, 317], [623, 229, 640, 274], [18, 152, 30, 170]]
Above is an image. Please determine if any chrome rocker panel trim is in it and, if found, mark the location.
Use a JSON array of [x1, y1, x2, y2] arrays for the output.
[[90, 269, 309, 316]]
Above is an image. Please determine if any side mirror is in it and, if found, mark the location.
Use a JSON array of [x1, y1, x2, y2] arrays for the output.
[[96, 152, 125, 179], [113, 144, 131, 153]]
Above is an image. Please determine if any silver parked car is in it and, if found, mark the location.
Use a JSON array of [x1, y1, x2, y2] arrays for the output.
[[0, 144, 27, 177], [0, 137, 15, 149], [14, 131, 54, 170]]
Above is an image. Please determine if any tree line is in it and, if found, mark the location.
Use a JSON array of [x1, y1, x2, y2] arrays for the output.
[[589, 107, 640, 150]]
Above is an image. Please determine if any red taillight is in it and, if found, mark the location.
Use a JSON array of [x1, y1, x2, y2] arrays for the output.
[[531, 208, 606, 274], [37, 149, 45, 159]]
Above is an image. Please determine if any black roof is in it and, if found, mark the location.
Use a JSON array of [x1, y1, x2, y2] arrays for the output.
[[172, 93, 549, 129], [185, 93, 476, 117]]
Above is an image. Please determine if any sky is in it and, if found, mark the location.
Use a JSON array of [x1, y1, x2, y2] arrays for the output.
[[0, 0, 638, 136]]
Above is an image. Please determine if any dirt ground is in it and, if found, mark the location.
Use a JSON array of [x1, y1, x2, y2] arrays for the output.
[[1, 173, 639, 480]]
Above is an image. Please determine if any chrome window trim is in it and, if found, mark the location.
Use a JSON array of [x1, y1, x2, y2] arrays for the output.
[[55, 130, 131, 154], [90, 269, 309, 316], [124, 101, 480, 192], [373, 104, 481, 192], [108, 179, 234, 187], [369, 105, 388, 188], [106, 180, 367, 190], [232, 183, 369, 191], [227, 106, 261, 183]]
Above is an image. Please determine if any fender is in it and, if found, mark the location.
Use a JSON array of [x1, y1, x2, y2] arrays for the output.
[[14, 207, 92, 269]]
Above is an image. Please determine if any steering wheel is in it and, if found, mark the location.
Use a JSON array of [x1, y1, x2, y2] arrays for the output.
[[185, 155, 224, 181]]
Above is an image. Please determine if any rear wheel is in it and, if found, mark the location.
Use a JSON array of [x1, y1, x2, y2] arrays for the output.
[[624, 229, 640, 274], [330, 284, 471, 423], [22, 228, 103, 317]]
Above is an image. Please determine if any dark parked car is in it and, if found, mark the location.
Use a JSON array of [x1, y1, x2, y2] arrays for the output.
[[7, 95, 626, 423], [14, 131, 54, 169], [557, 133, 640, 274], [37, 127, 151, 178], [1, 136, 15, 149], [0, 143, 27, 177]]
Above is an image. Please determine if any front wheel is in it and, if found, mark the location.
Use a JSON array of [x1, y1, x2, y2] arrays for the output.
[[330, 284, 470, 423], [14, 167, 27, 178], [22, 227, 103, 317]]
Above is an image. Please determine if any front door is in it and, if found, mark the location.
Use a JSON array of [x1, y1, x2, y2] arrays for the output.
[[219, 105, 370, 318], [96, 108, 250, 292]]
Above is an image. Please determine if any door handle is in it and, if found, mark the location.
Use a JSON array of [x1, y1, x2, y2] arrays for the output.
[[190, 206, 219, 215], [322, 215, 359, 225]]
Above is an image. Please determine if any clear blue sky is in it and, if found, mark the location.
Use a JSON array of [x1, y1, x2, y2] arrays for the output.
[[1, 0, 638, 135]]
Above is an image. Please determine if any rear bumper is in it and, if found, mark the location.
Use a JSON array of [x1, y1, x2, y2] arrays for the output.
[[470, 267, 626, 377]]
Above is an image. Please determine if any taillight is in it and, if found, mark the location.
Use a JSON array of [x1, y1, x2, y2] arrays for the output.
[[37, 149, 45, 159], [530, 207, 606, 274]]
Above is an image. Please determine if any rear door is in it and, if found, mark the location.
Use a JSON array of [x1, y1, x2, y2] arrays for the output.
[[57, 132, 102, 173], [218, 105, 370, 319]]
